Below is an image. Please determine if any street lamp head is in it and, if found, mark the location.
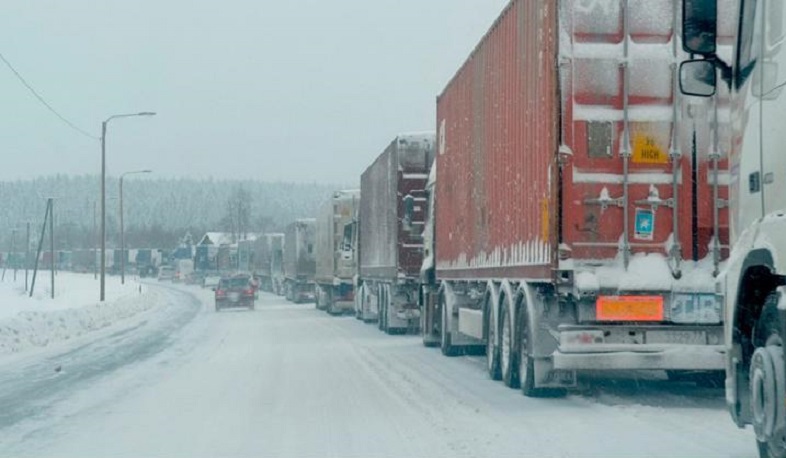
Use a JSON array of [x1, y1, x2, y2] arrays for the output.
[[137, 112, 156, 117]]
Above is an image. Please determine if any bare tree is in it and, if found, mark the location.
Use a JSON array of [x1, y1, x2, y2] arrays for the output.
[[222, 186, 253, 242]]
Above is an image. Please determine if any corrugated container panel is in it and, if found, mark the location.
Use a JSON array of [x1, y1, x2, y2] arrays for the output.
[[360, 134, 434, 281], [435, 0, 558, 279]]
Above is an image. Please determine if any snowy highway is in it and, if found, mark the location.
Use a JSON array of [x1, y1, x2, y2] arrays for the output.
[[0, 284, 759, 457]]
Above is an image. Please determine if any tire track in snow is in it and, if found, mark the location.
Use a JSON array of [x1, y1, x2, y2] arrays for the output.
[[0, 285, 201, 436]]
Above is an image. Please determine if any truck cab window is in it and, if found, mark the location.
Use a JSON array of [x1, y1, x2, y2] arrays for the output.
[[736, 0, 761, 89]]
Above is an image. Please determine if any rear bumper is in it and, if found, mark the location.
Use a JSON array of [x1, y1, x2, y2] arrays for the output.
[[552, 345, 725, 371], [216, 299, 254, 308], [333, 300, 354, 311]]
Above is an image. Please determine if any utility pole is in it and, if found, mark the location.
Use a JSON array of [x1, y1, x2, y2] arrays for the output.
[[100, 111, 156, 301], [100, 120, 107, 300], [1, 229, 12, 281], [12, 228, 17, 282], [25, 222, 30, 292], [50, 198, 55, 299], [93, 201, 97, 279], [30, 199, 51, 298], [119, 169, 151, 285], [120, 176, 125, 284]]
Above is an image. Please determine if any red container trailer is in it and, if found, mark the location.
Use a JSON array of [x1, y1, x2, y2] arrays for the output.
[[357, 133, 435, 332], [420, 0, 728, 395]]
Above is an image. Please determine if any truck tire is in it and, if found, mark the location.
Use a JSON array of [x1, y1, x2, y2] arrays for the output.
[[378, 286, 388, 332], [753, 298, 786, 458], [517, 305, 566, 398], [500, 303, 519, 388], [440, 291, 459, 357], [355, 285, 364, 320], [326, 290, 337, 315], [422, 288, 440, 348], [486, 299, 501, 381]]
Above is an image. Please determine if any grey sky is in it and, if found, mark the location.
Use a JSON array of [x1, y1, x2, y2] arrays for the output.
[[1, 0, 508, 184]]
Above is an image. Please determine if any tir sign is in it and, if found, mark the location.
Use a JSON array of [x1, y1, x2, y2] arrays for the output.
[[634, 208, 655, 241]]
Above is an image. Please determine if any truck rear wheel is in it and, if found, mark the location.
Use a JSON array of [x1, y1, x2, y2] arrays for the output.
[[752, 299, 786, 458], [355, 285, 365, 320], [486, 299, 501, 381], [440, 291, 459, 357], [517, 305, 566, 398], [500, 303, 519, 388], [378, 285, 387, 332], [422, 287, 440, 347]]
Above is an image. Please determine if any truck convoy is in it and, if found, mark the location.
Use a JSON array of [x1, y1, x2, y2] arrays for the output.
[[677, 0, 786, 456], [356, 134, 434, 333], [417, 0, 730, 396], [283, 219, 317, 303], [315, 190, 360, 315], [252, 233, 285, 294]]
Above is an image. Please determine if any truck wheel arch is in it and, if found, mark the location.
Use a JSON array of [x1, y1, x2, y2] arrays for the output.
[[484, 281, 501, 342], [516, 282, 554, 359], [439, 281, 454, 333], [733, 249, 779, 353], [514, 283, 538, 356], [731, 249, 784, 425]]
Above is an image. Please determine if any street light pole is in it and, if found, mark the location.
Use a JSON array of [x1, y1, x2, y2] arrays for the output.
[[120, 169, 152, 285], [100, 112, 156, 301]]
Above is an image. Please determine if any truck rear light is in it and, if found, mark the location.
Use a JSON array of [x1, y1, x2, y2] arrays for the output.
[[596, 296, 664, 322]]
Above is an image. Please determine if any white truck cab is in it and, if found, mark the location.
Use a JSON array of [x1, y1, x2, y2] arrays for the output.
[[681, 0, 786, 456]]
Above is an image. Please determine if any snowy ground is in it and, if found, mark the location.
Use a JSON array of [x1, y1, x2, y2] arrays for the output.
[[0, 272, 162, 357], [0, 283, 760, 457]]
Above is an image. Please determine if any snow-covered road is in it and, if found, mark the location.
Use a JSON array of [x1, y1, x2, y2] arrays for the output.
[[0, 285, 759, 457]]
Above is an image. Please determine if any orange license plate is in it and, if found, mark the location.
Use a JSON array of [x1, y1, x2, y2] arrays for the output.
[[596, 296, 664, 322]]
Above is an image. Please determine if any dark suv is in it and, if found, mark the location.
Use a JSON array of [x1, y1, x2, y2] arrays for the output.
[[215, 275, 255, 311]]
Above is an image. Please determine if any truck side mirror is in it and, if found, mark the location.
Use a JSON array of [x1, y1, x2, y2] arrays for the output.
[[682, 0, 717, 55], [680, 59, 717, 97]]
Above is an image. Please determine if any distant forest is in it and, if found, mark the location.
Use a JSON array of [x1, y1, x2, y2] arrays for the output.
[[0, 175, 343, 250]]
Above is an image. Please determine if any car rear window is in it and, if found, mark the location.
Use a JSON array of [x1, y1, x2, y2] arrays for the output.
[[220, 277, 249, 288]]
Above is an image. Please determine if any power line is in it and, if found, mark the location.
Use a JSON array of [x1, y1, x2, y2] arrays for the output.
[[0, 52, 99, 140]]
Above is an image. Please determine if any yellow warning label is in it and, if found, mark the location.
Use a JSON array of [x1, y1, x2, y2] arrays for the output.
[[632, 134, 668, 164]]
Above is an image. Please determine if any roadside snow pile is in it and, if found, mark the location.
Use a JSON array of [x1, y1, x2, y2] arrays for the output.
[[0, 273, 161, 356]]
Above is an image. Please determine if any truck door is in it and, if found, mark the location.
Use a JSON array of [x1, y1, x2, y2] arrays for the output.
[[562, 0, 729, 271]]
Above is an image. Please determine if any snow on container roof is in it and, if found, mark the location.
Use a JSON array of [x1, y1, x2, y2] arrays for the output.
[[333, 189, 360, 201], [397, 132, 436, 149]]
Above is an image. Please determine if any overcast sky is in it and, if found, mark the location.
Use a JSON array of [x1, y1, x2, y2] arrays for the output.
[[0, 0, 508, 184]]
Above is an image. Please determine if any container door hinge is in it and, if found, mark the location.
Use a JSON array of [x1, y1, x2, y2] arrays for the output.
[[584, 187, 624, 212]]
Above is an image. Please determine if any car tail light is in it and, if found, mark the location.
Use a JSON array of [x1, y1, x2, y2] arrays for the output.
[[216, 289, 226, 297], [243, 288, 254, 296]]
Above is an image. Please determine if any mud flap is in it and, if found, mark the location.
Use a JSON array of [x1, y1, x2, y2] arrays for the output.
[[534, 357, 577, 389]]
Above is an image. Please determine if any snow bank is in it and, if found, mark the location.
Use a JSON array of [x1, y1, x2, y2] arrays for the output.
[[0, 273, 161, 356]]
